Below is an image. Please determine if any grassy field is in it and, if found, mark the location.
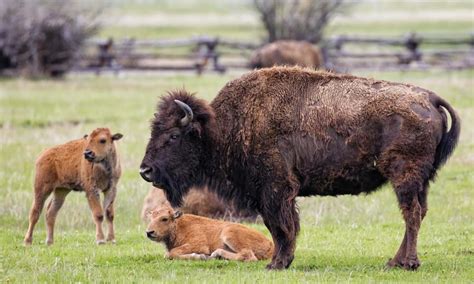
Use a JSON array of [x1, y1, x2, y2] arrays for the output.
[[100, 0, 474, 39], [1, 0, 474, 282], [1, 69, 473, 282]]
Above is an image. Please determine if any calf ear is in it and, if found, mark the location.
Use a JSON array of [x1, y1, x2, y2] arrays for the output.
[[112, 133, 123, 141], [173, 210, 183, 219], [83, 134, 88, 139]]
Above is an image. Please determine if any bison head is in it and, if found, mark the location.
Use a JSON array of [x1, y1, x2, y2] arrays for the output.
[[83, 128, 122, 163], [140, 90, 215, 207]]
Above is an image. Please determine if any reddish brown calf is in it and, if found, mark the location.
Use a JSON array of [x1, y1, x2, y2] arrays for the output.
[[24, 128, 122, 245]]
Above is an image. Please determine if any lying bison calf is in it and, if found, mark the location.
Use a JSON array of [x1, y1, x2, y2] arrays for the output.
[[146, 206, 273, 261], [24, 128, 123, 245], [141, 186, 258, 223], [140, 66, 460, 270]]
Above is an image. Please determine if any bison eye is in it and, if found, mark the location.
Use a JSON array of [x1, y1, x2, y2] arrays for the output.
[[99, 139, 107, 144], [170, 134, 179, 141]]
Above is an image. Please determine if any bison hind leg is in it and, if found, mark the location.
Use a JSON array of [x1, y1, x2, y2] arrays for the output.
[[385, 158, 432, 270]]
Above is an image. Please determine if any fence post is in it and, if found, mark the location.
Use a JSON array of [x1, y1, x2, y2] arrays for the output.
[[402, 32, 422, 64]]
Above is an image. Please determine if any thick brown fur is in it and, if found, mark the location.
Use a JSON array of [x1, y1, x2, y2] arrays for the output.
[[141, 186, 258, 223], [140, 66, 460, 270], [24, 128, 123, 245], [146, 206, 273, 261], [250, 40, 324, 69]]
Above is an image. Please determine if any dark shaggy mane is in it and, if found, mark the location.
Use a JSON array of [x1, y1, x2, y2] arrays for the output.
[[150, 90, 216, 142]]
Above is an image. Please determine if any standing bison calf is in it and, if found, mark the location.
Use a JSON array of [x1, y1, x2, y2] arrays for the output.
[[140, 67, 460, 270], [146, 206, 273, 261], [24, 128, 123, 245]]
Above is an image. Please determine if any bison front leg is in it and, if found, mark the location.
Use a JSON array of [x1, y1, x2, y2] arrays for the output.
[[261, 178, 300, 270], [166, 244, 210, 260], [103, 188, 116, 243], [86, 189, 106, 245]]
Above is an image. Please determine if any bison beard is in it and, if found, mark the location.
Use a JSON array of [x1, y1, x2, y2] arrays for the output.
[[140, 67, 460, 270]]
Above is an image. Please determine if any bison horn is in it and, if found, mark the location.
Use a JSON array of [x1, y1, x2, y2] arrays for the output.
[[174, 100, 194, 126]]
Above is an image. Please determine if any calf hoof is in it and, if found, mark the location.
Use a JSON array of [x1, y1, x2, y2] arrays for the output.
[[191, 253, 209, 260], [96, 239, 106, 245], [45, 239, 54, 246], [210, 249, 224, 259], [23, 240, 32, 246], [402, 257, 420, 270], [107, 239, 116, 244]]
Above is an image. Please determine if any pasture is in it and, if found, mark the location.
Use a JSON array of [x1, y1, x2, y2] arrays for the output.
[[1, 69, 473, 282], [1, 0, 473, 282]]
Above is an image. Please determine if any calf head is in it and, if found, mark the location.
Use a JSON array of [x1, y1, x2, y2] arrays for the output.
[[140, 90, 215, 207], [146, 206, 182, 242], [83, 128, 123, 163]]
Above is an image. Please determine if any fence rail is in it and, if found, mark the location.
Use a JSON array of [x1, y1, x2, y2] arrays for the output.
[[78, 33, 474, 74]]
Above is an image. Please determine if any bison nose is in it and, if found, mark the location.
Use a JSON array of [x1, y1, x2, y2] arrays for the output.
[[83, 149, 95, 161], [140, 166, 152, 182], [146, 230, 155, 238]]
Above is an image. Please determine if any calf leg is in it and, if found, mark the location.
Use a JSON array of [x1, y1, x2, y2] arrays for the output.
[[166, 244, 210, 260], [211, 248, 258, 262], [103, 188, 116, 243], [45, 188, 70, 245], [24, 184, 53, 245], [86, 190, 105, 244]]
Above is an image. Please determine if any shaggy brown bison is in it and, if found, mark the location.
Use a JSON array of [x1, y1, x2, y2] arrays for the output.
[[24, 128, 123, 245], [146, 206, 273, 261], [141, 186, 258, 222], [249, 40, 323, 69], [140, 66, 460, 270]]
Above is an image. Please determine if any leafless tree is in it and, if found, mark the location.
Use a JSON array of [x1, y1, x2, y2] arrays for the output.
[[0, 0, 101, 77], [254, 0, 347, 43]]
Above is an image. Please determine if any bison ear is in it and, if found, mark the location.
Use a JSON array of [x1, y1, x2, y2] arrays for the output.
[[173, 210, 183, 219], [112, 133, 123, 141]]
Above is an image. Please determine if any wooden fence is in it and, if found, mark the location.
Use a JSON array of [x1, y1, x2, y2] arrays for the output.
[[78, 33, 474, 74]]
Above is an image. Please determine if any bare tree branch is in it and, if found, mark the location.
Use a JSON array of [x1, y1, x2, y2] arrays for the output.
[[254, 0, 348, 44]]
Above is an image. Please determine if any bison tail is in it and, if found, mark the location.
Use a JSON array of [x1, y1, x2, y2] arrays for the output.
[[430, 94, 461, 171]]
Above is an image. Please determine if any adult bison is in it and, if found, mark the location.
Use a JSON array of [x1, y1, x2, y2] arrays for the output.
[[140, 67, 460, 270], [249, 40, 324, 69]]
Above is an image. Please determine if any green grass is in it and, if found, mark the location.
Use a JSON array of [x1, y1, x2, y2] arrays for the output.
[[0, 69, 473, 282], [98, 0, 474, 40]]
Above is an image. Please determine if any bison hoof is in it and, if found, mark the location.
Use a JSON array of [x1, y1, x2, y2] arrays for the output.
[[190, 253, 209, 260], [266, 262, 284, 270], [107, 239, 116, 244], [96, 239, 106, 245], [402, 257, 420, 270], [210, 249, 224, 259], [386, 258, 403, 269], [45, 239, 54, 246]]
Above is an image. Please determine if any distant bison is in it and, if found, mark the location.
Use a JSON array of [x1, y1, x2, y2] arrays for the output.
[[250, 40, 323, 69], [146, 206, 273, 261], [141, 186, 258, 223], [24, 128, 123, 245], [140, 67, 460, 270]]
